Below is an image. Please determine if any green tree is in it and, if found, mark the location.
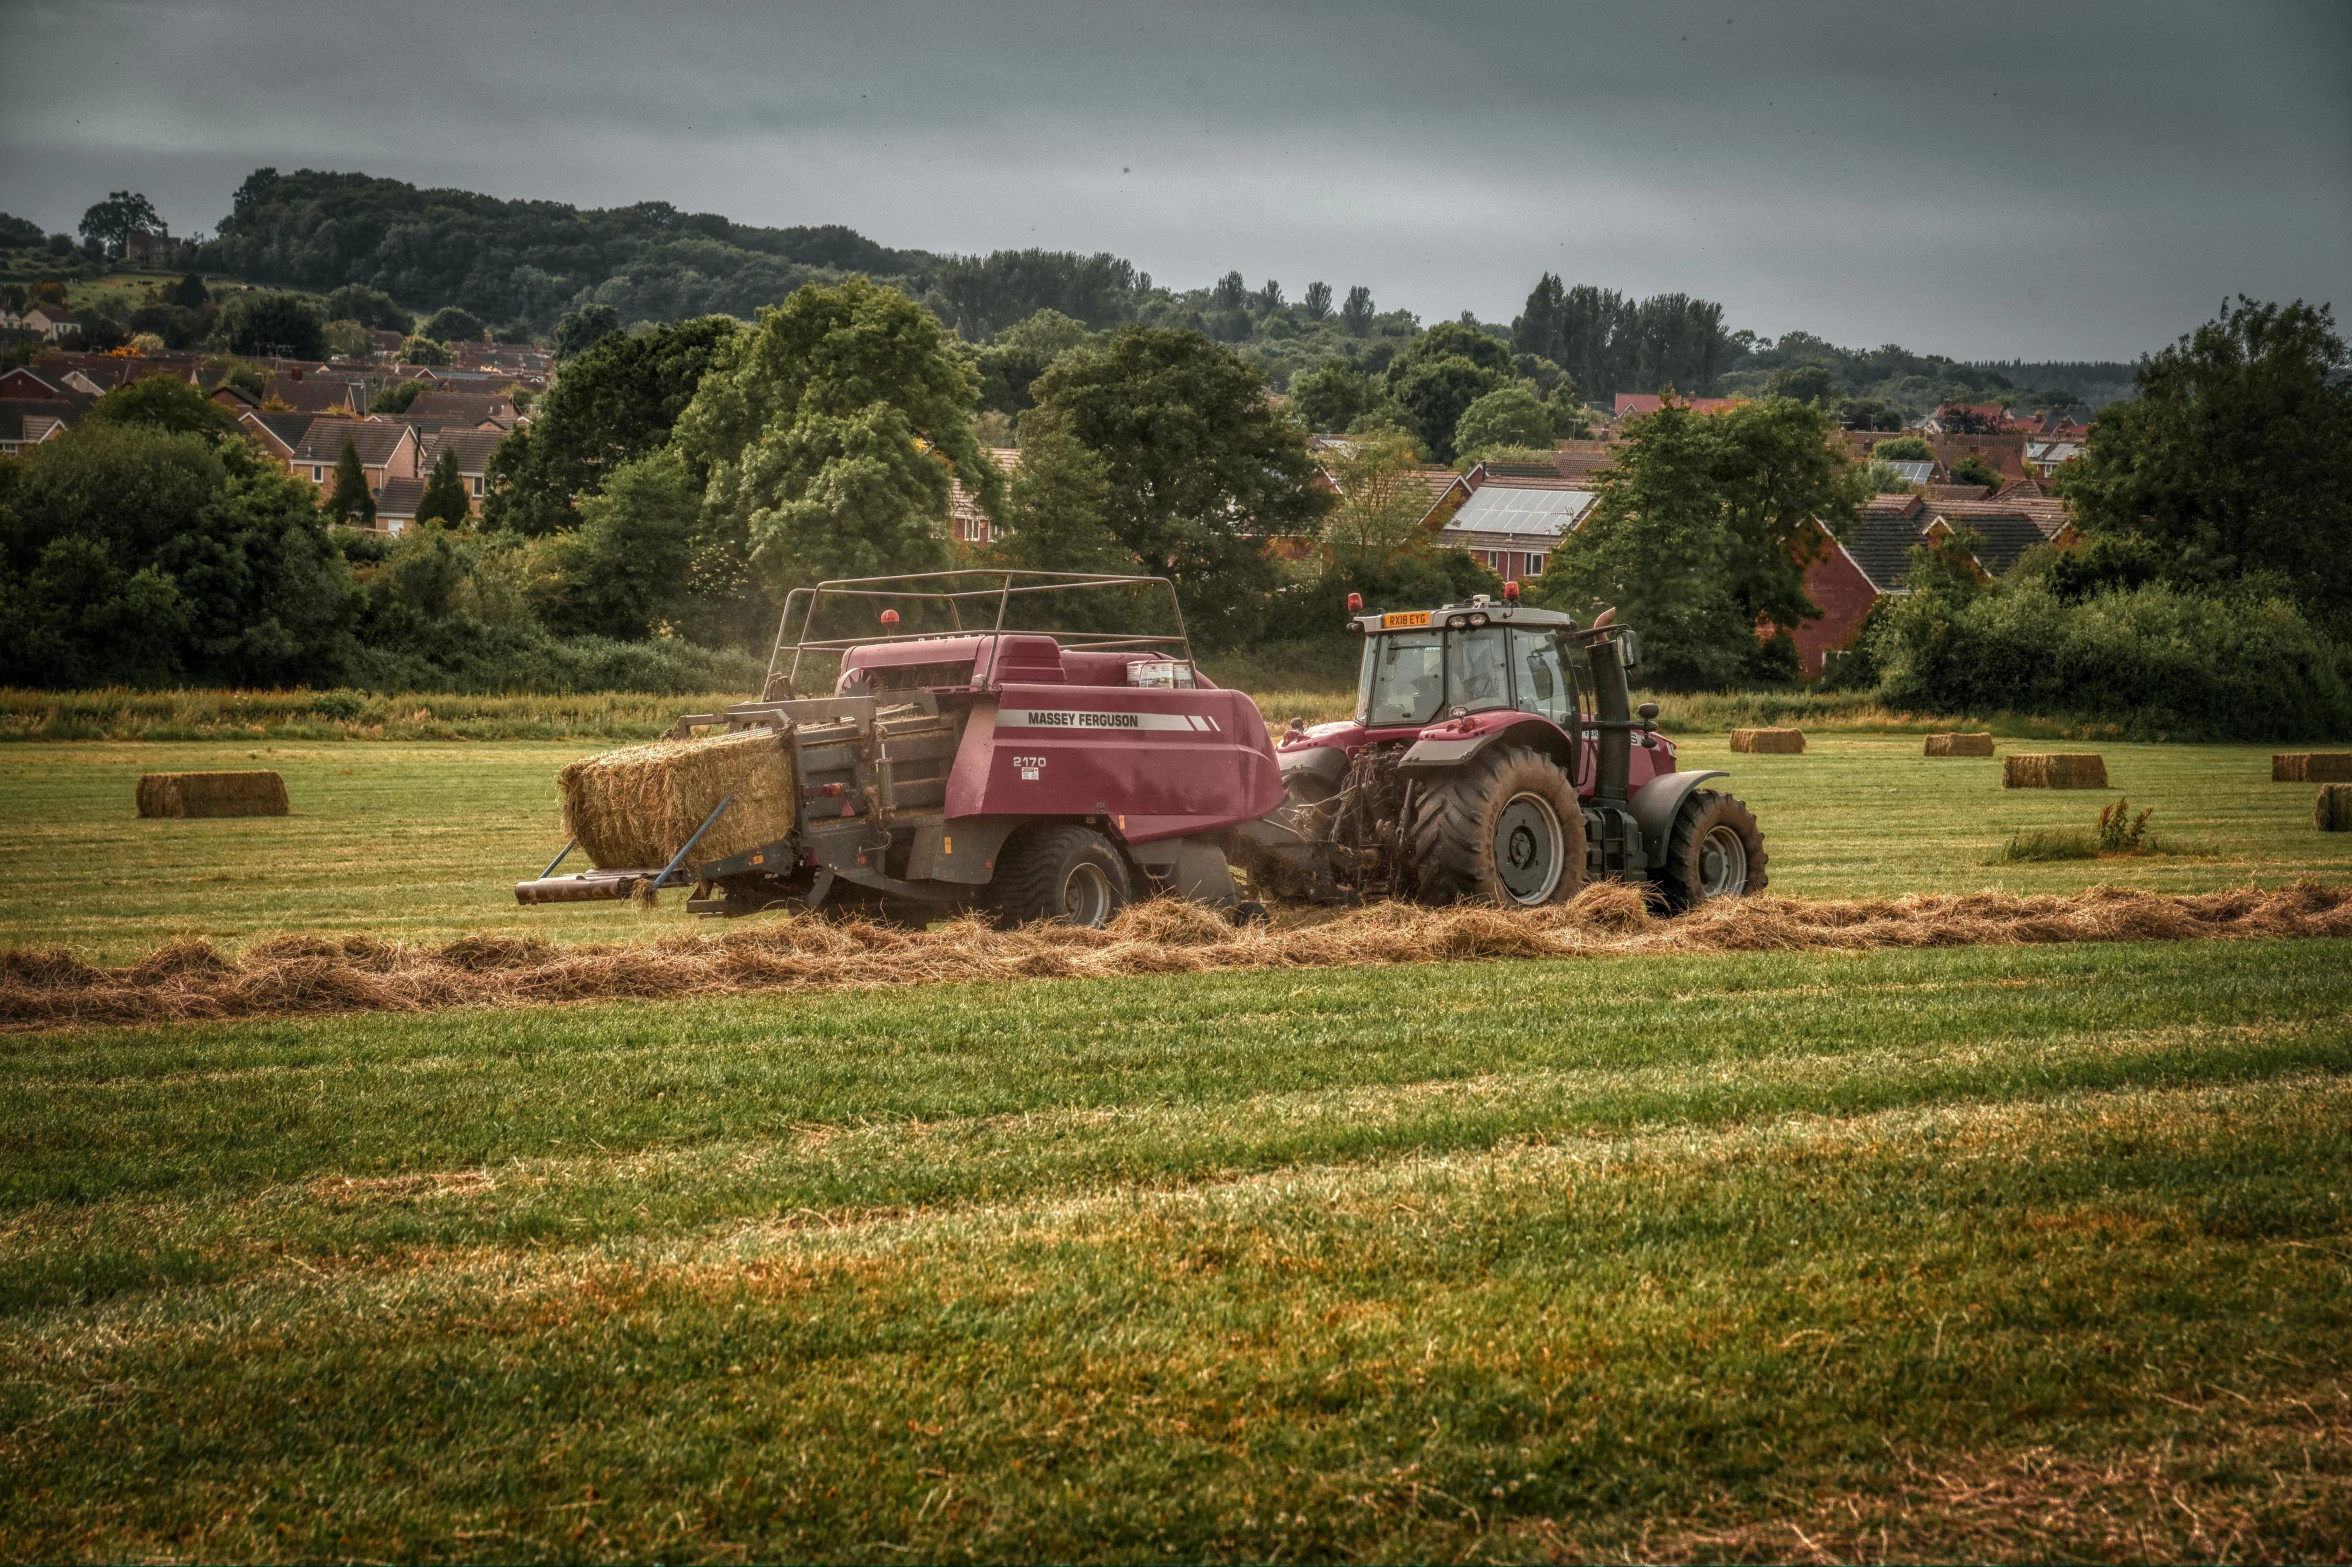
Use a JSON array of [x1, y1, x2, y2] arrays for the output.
[[421, 305, 485, 344], [548, 448, 706, 638], [2055, 297, 2352, 636], [1536, 398, 1860, 688], [77, 191, 162, 257], [322, 284, 404, 330], [0, 421, 353, 686], [325, 439, 375, 531], [1384, 321, 1514, 463], [369, 380, 427, 414], [86, 373, 236, 441], [553, 304, 623, 361], [1318, 430, 1433, 568], [1340, 286, 1375, 336], [1947, 454, 2002, 490], [1452, 383, 1556, 460], [990, 422, 1129, 574], [1872, 434, 1934, 461], [976, 308, 1094, 416], [215, 291, 326, 360], [1289, 359, 1377, 433], [417, 449, 472, 527], [677, 277, 995, 593], [1028, 325, 1327, 645], [1768, 364, 1838, 404], [484, 315, 739, 537], [168, 273, 210, 310], [399, 335, 453, 366]]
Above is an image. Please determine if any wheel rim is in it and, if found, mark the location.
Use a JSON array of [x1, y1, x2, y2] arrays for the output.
[[1492, 791, 1564, 904], [1060, 860, 1116, 926], [1696, 823, 1749, 900]]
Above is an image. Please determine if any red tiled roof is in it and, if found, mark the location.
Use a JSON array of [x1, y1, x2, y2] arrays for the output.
[[418, 427, 505, 474], [292, 418, 414, 467]]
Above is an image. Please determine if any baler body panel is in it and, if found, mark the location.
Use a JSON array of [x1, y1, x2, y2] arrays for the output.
[[948, 687, 1281, 843]]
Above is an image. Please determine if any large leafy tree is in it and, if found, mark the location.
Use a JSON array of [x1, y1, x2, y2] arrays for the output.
[[484, 314, 739, 537], [676, 277, 997, 591], [1289, 359, 1378, 434], [2056, 297, 2352, 637], [87, 374, 236, 441], [1536, 397, 1860, 688], [1384, 321, 1513, 463], [990, 425, 1130, 576], [1028, 325, 1328, 646], [214, 291, 327, 360], [78, 191, 162, 256], [0, 420, 354, 687]]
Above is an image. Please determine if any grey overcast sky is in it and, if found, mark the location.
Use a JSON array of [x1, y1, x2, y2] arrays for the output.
[[2, 0, 2346, 361]]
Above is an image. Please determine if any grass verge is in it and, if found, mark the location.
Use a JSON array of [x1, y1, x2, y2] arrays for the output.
[[1, 939, 2346, 1560]]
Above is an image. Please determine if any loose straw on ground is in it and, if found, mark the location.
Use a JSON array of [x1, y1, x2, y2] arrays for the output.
[[6, 881, 2351, 1031]]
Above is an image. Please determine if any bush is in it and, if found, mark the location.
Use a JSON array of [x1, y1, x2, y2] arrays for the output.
[[345, 616, 765, 695], [1868, 579, 2352, 741]]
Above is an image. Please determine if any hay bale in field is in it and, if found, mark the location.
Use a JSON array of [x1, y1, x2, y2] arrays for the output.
[[1729, 727, 1805, 754], [2274, 753, 2352, 782], [1924, 733, 1995, 758], [2003, 753, 2109, 790], [558, 727, 798, 869], [2318, 784, 2352, 832], [135, 771, 289, 818]]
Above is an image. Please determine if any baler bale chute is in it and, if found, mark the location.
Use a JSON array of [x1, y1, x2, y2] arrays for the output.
[[513, 570, 1769, 927]]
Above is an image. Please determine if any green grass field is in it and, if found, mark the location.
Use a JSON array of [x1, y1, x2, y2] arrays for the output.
[[0, 734, 2343, 963], [4, 722, 2350, 1559], [2, 942, 2347, 1560]]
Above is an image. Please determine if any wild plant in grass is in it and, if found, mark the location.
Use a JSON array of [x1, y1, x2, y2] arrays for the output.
[[2097, 796, 2155, 853]]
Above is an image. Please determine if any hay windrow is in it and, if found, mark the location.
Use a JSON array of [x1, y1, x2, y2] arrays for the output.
[[5, 881, 2350, 1031], [558, 728, 797, 870]]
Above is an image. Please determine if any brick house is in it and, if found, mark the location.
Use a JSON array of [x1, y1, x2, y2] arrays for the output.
[[0, 401, 78, 456], [416, 427, 506, 514], [290, 418, 420, 507], [1436, 478, 1596, 582]]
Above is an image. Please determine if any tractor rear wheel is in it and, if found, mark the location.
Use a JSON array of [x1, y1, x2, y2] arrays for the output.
[[1655, 790, 1768, 911], [991, 824, 1135, 929], [1410, 745, 1588, 907]]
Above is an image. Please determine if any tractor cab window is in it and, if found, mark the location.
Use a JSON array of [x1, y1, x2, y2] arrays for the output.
[[1563, 641, 1598, 721], [1445, 626, 1511, 714], [1512, 629, 1573, 723], [1361, 632, 1447, 726]]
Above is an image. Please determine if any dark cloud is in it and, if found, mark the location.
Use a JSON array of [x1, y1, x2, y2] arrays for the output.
[[3, 0, 2345, 358]]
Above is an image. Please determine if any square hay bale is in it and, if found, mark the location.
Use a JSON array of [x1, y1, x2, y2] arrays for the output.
[[558, 727, 798, 870], [2003, 753, 2109, 790], [135, 771, 289, 818], [2318, 783, 2352, 833], [2274, 753, 2352, 782], [1729, 727, 1805, 754], [1924, 733, 1996, 757]]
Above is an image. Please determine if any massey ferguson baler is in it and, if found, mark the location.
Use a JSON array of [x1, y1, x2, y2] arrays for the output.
[[514, 570, 1765, 926]]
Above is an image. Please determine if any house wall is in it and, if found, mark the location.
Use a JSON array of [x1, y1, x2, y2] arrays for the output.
[[1789, 548, 1884, 677]]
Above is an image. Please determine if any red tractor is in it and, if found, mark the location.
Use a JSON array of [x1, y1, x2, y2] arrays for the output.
[[1241, 588, 1766, 910], [513, 571, 1765, 925]]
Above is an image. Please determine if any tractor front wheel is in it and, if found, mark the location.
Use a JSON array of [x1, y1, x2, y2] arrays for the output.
[[1655, 790, 1768, 910], [991, 824, 1135, 929], [1410, 745, 1588, 907]]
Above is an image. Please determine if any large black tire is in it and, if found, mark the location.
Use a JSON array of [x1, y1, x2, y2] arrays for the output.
[[1654, 790, 1768, 911], [990, 824, 1135, 929], [1410, 745, 1588, 907]]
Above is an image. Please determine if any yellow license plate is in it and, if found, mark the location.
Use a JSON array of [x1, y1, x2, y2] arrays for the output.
[[1381, 611, 1432, 628]]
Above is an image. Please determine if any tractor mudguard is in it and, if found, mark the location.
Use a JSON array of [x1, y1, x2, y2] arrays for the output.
[[1629, 770, 1728, 866], [1395, 714, 1574, 773]]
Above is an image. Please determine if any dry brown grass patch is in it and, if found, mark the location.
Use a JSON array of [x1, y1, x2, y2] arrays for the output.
[[5, 880, 2350, 1031]]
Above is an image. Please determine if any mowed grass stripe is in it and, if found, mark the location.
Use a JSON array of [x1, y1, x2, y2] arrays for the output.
[[5, 939, 2348, 1205], [2, 1077, 2345, 1563]]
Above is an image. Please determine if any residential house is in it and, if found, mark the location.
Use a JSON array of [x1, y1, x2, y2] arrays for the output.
[[2024, 436, 2085, 475], [121, 227, 186, 265], [0, 400, 78, 456], [402, 390, 518, 430], [0, 365, 78, 400], [1876, 459, 1937, 487], [290, 418, 420, 508], [1436, 479, 1595, 582], [371, 478, 428, 536], [17, 307, 81, 343], [1610, 392, 1743, 420], [454, 342, 553, 378], [415, 427, 505, 514], [1786, 494, 1933, 677], [1923, 498, 2076, 576], [1551, 439, 1619, 484], [236, 411, 320, 467]]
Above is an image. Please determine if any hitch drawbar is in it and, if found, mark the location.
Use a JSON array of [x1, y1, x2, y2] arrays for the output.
[[512, 794, 737, 907]]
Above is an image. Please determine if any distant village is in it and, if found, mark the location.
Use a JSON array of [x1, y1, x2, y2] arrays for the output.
[[3, 298, 2091, 681]]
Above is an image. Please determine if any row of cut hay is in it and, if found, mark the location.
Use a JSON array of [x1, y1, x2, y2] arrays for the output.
[[7, 881, 2351, 1030]]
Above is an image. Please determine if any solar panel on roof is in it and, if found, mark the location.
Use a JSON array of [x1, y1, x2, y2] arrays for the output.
[[1444, 486, 1595, 536]]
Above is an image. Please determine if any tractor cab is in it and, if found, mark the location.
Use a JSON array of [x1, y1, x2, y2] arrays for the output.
[[1347, 596, 1596, 739]]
